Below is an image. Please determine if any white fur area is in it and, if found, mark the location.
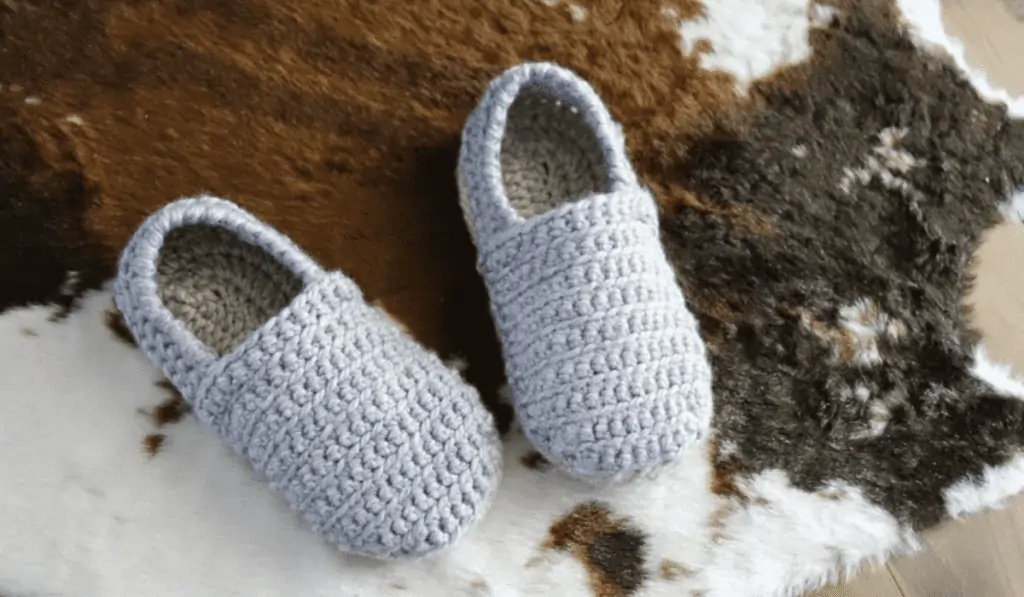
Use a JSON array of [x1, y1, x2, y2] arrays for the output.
[[0, 291, 924, 597], [699, 471, 920, 597], [998, 190, 1024, 224], [945, 454, 1024, 518], [0, 289, 720, 597], [942, 347, 1024, 518], [971, 344, 1024, 399], [674, 0, 836, 94]]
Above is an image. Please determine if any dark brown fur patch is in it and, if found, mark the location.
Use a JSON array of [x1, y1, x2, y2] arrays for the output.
[[709, 464, 745, 502], [151, 381, 191, 427], [0, 110, 112, 315], [105, 308, 136, 346], [670, 0, 1024, 529], [520, 450, 551, 471], [544, 502, 648, 597], [142, 433, 166, 457], [707, 437, 748, 503]]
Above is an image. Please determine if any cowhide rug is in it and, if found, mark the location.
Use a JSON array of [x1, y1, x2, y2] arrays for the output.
[[2, 0, 1024, 596]]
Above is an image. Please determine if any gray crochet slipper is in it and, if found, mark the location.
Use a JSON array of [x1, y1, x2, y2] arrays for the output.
[[114, 196, 502, 559], [457, 63, 713, 481]]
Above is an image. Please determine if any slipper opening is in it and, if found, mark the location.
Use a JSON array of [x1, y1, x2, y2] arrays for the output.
[[499, 83, 613, 219], [156, 224, 304, 356]]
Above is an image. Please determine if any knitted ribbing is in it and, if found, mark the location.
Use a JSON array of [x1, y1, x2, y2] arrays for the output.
[[114, 196, 502, 559], [458, 63, 713, 481]]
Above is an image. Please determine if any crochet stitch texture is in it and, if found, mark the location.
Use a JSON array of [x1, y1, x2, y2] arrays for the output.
[[458, 62, 713, 481], [114, 196, 502, 559]]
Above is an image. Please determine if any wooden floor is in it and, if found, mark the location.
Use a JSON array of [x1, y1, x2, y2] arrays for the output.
[[810, 1, 1024, 595]]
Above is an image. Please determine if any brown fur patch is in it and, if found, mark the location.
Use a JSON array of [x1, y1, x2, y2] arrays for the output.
[[707, 503, 732, 544], [688, 292, 742, 354], [105, 308, 136, 346], [468, 579, 489, 593], [0, 110, 112, 315], [520, 450, 551, 471], [659, 559, 694, 581], [151, 380, 192, 427], [544, 502, 648, 597], [665, 189, 775, 236], [710, 461, 742, 500], [19, 327, 38, 337], [708, 437, 748, 504], [142, 433, 166, 457]]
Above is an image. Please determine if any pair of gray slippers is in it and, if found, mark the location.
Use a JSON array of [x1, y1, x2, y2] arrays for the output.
[[115, 63, 713, 560]]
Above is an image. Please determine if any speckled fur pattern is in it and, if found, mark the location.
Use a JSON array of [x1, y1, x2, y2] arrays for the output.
[[5, 1, 1024, 596], [669, 0, 1024, 530]]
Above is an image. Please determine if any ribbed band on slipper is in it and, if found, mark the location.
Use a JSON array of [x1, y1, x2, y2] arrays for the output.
[[458, 62, 713, 481], [115, 196, 502, 559]]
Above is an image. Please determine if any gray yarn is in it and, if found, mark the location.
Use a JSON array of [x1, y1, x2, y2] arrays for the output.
[[457, 62, 713, 481], [114, 195, 502, 559]]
